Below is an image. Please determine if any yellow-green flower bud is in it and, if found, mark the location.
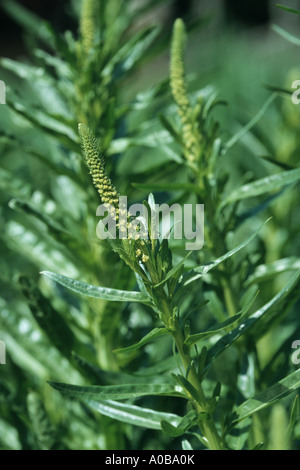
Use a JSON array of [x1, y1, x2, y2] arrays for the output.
[[170, 19, 202, 165], [78, 123, 119, 212], [80, 0, 98, 54], [142, 254, 149, 263], [170, 19, 190, 114]]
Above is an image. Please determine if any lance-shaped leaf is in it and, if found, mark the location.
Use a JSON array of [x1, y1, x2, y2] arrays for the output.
[[181, 221, 268, 287], [272, 24, 300, 47], [155, 251, 192, 287], [231, 369, 300, 425], [48, 382, 185, 400], [223, 93, 277, 152], [184, 313, 242, 346], [287, 395, 299, 439], [245, 257, 300, 285], [41, 271, 152, 305], [102, 24, 160, 78], [160, 410, 198, 437], [276, 4, 300, 15], [184, 291, 258, 346], [113, 327, 169, 354], [85, 399, 182, 430], [205, 271, 300, 374], [220, 167, 300, 209]]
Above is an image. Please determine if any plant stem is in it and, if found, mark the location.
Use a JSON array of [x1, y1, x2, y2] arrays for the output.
[[157, 285, 223, 449], [202, 191, 239, 318], [220, 274, 239, 318], [172, 317, 223, 450]]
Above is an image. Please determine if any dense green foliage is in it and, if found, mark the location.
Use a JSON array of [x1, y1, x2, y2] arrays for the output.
[[0, 0, 300, 450]]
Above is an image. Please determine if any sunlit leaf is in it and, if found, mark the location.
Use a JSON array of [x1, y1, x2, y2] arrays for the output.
[[272, 24, 300, 46], [48, 381, 185, 400], [231, 369, 300, 425], [41, 271, 152, 305], [86, 399, 182, 430], [221, 168, 300, 209]]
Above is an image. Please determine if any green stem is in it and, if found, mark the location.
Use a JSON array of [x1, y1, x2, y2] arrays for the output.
[[202, 191, 239, 318], [157, 287, 223, 450], [172, 318, 223, 450], [220, 274, 238, 318]]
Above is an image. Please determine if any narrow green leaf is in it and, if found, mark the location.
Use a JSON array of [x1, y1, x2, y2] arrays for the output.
[[184, 313, 242, 346], [197, 346, 208, 378], [102, 25, 160, 78], [48, 382, 185, 400], [155, 251, 192, 287], [0, 58, 45, 81], [181, 300, 209, 324], [159, 113, 183, 145], [287, 395, 299, 438], [224, 93, 277, 151], [161, 410, 198, 437], [263, 84, 293, 98], [213, 382, 222, 399], [34, 49, 73, 81], [226, 418, 252, 450], [173, 374, 200, 403], [246, 257, 300, 285], [221, 168, 300, 209], [232, 369, 300, 425], [113, 328, 169, 353], [182, 221, 268, 286], [205, 271, 300, 374], [108, 130, 173, 155], [86, 399, 181, 430], [41, 271, 151, 304], [237, 353, 256, 402], [276, 4, 300, 15], [251, 442, 265, 450], [272, 24, 300, 46], [185, 290, 258, 347], [160, 144, 185, 164]]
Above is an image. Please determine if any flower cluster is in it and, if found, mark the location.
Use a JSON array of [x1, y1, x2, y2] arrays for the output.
[[78, 123, 119, 207], [78, 124, 150, 263], [80, 0, 98, 54], [170, 19, 202, 165]]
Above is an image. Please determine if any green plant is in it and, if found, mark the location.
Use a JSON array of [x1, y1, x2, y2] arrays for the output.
[[1, 0, 300, 450]]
